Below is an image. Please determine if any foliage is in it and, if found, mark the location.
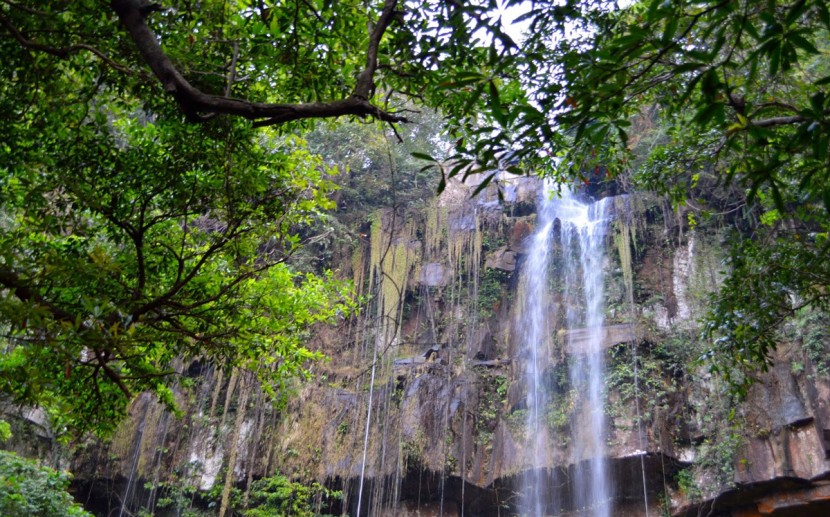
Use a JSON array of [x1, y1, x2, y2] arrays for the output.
[[0, 450, 92, 517], [478, 268, 509, 319], [703, 231, 830, 393], [475, 370, 508, 446], [153, 479, 202, 516], [695, 431, 743, 491], [3, 0, 829, 435], [142, 473, 341, 517], [443, 0, 830, 201], [545, 390, 575, 432], [305, 110, 447, 220], [505, 408, 528, 435], [675, 467, 701, 502], [793, 309, 830, 377], [235, 473, 341, 517], [605, 341, 677, 425], [0, 73, 354, 437]]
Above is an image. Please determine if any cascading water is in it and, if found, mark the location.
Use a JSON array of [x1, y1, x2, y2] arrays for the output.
[[518, 181, 612, 516], [517, 181, 558, 516], [562, 192, 611, 517]]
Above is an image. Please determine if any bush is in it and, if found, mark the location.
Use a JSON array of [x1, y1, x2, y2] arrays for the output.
[[0, 450, 91, 516], [240, 474, 341, 517]]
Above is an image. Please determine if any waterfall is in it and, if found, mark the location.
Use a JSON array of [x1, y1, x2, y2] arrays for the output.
[[518, 181, 612, 516], [518, 181, 558, 516], [563, 192, 611, 517]]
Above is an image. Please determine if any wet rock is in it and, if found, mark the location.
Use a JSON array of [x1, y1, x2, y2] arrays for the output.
[[484, 246, 517, 271], [420, 262, 450, 286], [676, 479, 830, 517], [561, 324, 639, 354], [468, 325, 495, 361], [497, 174, 540, 206], [507, 219, 533, 250], [470, 359, 511, 368]]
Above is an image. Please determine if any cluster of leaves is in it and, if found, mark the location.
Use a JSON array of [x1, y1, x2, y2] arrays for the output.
[[604, 341, 679, 425], [791, 308, 830, 376], [484, 0, 830, 382], [0, 31, 354, 436], [704, 230, 830, 392], [0, 450, 92, 517], [475, 371, 508, 444], [234, 473, 341, 517], [474, 0, 830, 193], [305, 108, 448, 222], [477, 268, 509, 319]]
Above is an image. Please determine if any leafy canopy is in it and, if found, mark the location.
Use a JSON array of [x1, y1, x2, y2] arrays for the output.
[[2, 0, 830, 428], [0, 0, 522, 436], [0, 35, 354, 436]]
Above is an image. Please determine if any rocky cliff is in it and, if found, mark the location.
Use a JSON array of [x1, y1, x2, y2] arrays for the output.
[[10, 172, 828, 516]]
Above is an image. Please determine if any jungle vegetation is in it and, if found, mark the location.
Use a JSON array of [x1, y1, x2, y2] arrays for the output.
[[0, 0, 828, 441]]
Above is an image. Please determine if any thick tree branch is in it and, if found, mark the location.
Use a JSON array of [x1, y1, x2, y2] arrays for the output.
[[354, 0, 397, 100], [93, 349, 133, 398], [109, 0, 409, 127], [0, 267, 75, 323]]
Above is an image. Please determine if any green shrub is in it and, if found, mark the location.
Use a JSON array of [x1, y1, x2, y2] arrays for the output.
[[0, 450, 91, 517], [240, 473, 341, 517]]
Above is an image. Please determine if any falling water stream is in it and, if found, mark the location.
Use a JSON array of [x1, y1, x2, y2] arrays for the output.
[[519, 181, 612, 516]]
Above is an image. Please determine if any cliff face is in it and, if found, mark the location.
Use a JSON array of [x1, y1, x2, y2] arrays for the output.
[[56, 174, 830, 516]]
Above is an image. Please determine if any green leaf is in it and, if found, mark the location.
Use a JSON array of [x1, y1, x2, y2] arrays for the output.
[[410, 152, 437, 162], [788, 32, 819, 54], [488, 81, 507, 126], [470, 172, 496, 197]]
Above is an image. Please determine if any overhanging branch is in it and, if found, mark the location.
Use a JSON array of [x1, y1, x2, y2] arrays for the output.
[[110, 0, 409, 126]]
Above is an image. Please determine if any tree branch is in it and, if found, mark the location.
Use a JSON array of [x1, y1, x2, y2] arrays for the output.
[[0, 12, 133, 75], [0, 267, 75, 323], [750, 115, 806, 127], [354, 0, 397, 100], [93, 349, 133, 398], [109, 0, 409, 127]]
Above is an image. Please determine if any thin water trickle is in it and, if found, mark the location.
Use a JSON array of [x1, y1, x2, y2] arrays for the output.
[[518, 182, 612, 516], [119, 400, 149, 517]]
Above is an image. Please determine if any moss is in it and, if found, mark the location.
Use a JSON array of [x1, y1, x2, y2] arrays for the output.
[[478, 268, 509, 319], [424, 200, 447, 259], [351, 243, 366, 301], [613, 218, 635, 307], [545, 390, 575, 432]]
